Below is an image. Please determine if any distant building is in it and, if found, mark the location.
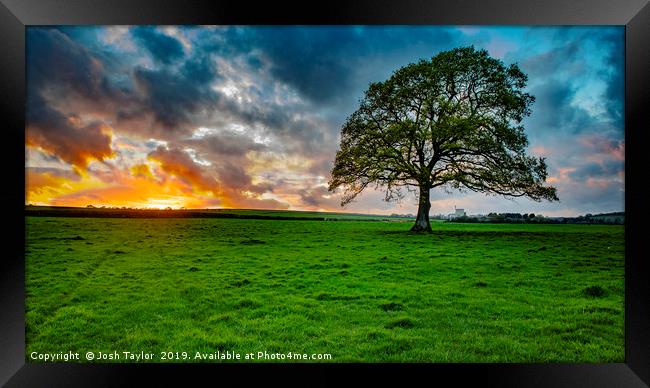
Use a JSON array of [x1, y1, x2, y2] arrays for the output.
[[448, 207, 467, 219]]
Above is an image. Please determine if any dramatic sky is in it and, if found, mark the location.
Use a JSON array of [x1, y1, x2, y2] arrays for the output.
[[25, 26, 624, 216]]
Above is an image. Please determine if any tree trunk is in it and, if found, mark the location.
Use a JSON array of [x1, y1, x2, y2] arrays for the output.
[[411, 185, 432, 233]]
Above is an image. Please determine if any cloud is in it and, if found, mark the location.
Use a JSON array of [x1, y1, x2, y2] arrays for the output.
[[181, 55, 220, 84], [183, 131, 270, 195], [26, 28, 126, 167], [201, 26, 462, 106], [579, 134, 625, 161], [146, 145, 288, 210], [26, 94, 114, 169], [147, 146, 220, 195], [567, 159, 622, 182], [599, 29, 625, 122], [27, 28, 134, 111], [26, 166, 95, 205], [187, 130, 265, 156], [123, 66, 220, 134], [131, 26, 185, 65], [26, 167, 80, 192], [527, 79, 591, 135], [298, 186, 340, 209], [130, 163, 154, 179], [521, 40, 583, 78], [27, 27, 223, 150]]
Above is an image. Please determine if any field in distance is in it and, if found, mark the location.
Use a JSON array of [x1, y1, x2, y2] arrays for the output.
[[25, 205, 414, 221], [25, 216, 624, 362]]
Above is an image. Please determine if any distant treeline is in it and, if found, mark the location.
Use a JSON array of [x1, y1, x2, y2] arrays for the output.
[[449, 212, 624, 225], [24, 206, 401, 222]]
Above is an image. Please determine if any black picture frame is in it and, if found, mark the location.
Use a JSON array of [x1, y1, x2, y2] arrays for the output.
[[1, 1, 648, 386]]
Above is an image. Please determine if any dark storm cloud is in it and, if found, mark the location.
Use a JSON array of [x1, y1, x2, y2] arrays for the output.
[[25, 28, 148, 167], [26, 26, 463, 166], [516, 29, 624, 215], [300, 190, 321, 207], [131, 26, 185, 65], [26, 28, 118, 167], [527, 79, 593, 134], [198, 26, 461, 105], [599, 29, 625, 122], [522, 28, 625, 128], [181, 55, 220, 84], [27, 28, 123, 103], [198, 26, 466, 160], [26, 93, 114, 168], [249, 28, 353, 104], [127, 66, 220, 133], [191, 27, 350, 102], [520, 27, 623, 137], [519, 42, 593, 138]]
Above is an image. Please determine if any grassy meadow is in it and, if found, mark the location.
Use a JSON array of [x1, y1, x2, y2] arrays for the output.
[[25, 215, 624, 362]]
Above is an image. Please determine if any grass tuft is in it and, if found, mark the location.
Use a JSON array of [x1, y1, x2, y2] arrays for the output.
[[240, 239, 266, 245], [379, 302, 404, 311], [315, 293, 360, 301], [385, 317, 416, 329], [234, 299, 259, 309], [232, 279, 251, 287], [583, 285, 606, 297]]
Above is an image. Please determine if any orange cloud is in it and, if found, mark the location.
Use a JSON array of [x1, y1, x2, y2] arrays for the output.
[[36, 168, 221, 209], [26, 167, 103, 205], [26, 119, 115, 170], [546, 167, 576, 184], [147, 146, 220, 195], [26, 145, 296, 210], [130, 163, 154, 179], [27, 169, 69, 194], [146, 146, 292, 210]]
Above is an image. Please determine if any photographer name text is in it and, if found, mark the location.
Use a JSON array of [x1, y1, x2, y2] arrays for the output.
[[30, 350, 332, 362]]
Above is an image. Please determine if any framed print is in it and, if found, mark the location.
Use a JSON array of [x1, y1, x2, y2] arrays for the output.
[[1, 0, 649, 386]]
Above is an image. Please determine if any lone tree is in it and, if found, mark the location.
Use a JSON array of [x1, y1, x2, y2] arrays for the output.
[[328, 47, 558, 233]]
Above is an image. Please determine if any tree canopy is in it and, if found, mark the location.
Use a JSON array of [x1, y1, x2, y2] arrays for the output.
[[328, 46, 559, 232]]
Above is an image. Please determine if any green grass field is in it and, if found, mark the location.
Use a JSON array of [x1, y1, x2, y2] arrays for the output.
[[25, 216, 624, 362]]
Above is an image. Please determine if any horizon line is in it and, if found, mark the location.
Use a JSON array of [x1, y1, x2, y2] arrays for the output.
[[24, 204, 624, 219]]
